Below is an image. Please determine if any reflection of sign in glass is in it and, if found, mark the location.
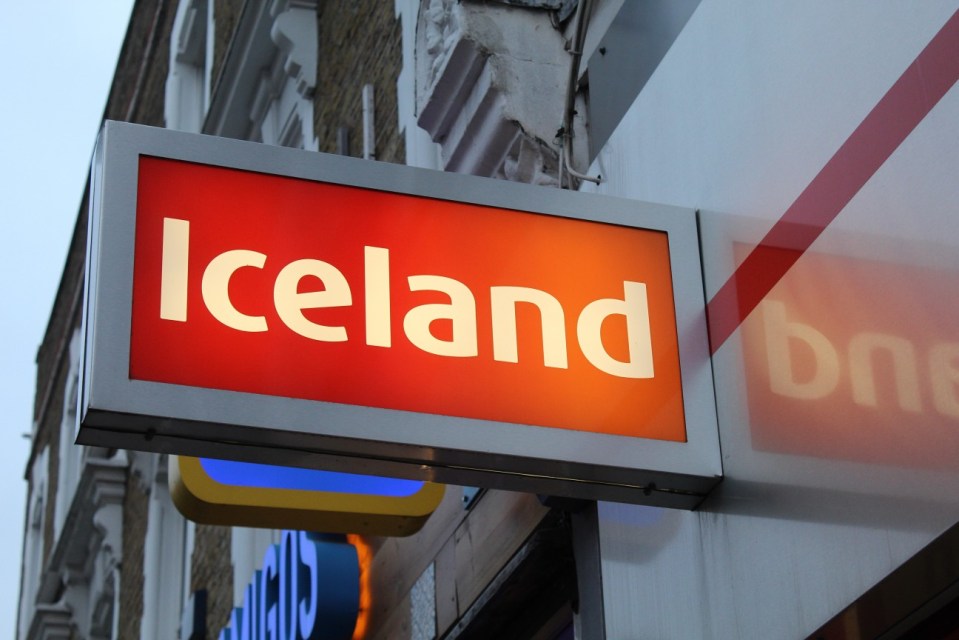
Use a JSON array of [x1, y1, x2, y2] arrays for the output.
[[169, 457, 445, 536], [742, 246, 959, 467], [218, 530, 359, 640]]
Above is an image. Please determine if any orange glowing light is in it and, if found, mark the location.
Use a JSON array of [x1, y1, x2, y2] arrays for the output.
[[347, 534, 373, 639]]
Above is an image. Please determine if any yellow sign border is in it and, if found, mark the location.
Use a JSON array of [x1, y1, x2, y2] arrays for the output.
[[169, 456, 445, 536]]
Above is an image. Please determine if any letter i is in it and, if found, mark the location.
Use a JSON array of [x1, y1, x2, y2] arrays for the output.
[[160, 217, 190, 321]]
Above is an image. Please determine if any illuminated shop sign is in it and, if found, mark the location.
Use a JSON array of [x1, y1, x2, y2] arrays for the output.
[[169, 456, 444, 536], [218, 531, 359, 640], [78, 122, 721, 507], [136, 159, 681, 439]]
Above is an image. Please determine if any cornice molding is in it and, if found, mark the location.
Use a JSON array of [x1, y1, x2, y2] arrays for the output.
[[415, 0, 565, 182], [36, 455, 127, 615], [26, 604, 74, 640]]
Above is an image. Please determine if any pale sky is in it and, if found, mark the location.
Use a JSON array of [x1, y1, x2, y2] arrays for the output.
[[0, 1, 135, 633]]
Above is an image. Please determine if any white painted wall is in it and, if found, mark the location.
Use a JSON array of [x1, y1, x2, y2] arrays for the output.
[[582, 1, 959, 637]]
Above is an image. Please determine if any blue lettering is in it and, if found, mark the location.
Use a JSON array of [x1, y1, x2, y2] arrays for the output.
[[240, 571, 260, 640], [279, 531, 298, 640], [218, 532, 359, 640], [298, 531, 319, 638], [260, 545, 279, 640]]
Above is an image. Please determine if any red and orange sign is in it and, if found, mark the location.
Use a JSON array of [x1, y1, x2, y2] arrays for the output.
[[130, 156, 686, 441]]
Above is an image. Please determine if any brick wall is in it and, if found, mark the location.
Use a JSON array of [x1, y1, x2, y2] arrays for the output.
[[117, 473, 148, 640], [191, 525, 234, 640], [38, 351, 67, 566], [31, 208, 84, 426], [314, 0, 404, 164], [32, 193, 87, 566], [103, 0, 174, 126], [212, 0, 244, 92]]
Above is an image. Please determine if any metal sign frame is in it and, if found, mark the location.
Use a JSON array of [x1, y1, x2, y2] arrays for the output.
[[79, 121, 721, 507]]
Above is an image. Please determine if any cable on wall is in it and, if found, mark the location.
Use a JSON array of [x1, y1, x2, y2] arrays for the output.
[[560, 0, 601, 186]]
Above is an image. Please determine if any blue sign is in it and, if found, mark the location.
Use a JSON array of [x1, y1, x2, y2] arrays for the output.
[[218, 531, 359, 640], [198, 458, 425, 496]]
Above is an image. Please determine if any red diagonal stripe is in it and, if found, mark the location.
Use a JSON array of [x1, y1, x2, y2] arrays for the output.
[[706, 9, 959, 354]]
